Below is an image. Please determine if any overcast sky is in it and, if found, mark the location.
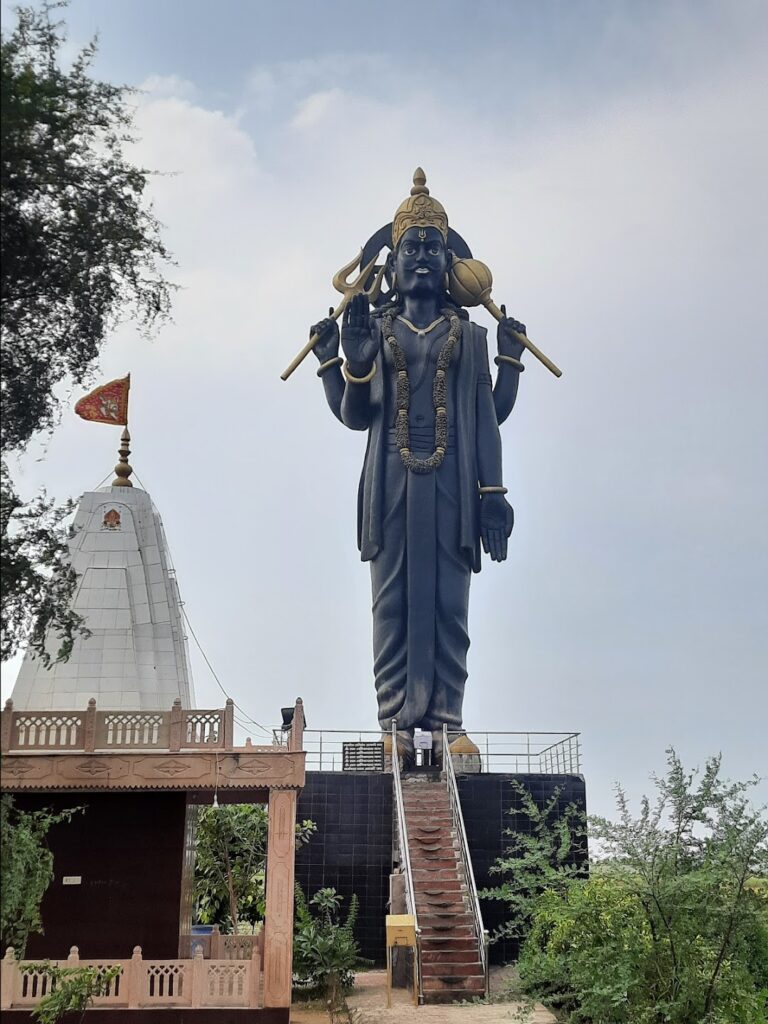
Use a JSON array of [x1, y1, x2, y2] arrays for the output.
[[2, 0, 766, 818]]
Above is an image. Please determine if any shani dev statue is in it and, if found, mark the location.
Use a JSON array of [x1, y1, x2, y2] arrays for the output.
[[282, 169, 561, 765]]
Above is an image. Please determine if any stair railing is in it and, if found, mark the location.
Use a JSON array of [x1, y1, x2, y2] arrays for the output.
[[390, 721, 422, 1003], [442, 724, 490, 999]]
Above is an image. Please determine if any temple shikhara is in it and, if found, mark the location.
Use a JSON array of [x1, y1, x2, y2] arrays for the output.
[[10, 436, 194, 712]]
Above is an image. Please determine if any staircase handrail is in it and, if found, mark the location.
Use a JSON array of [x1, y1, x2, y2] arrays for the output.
[[390, 721, 422, 1002], [442, 724, 489, 999]]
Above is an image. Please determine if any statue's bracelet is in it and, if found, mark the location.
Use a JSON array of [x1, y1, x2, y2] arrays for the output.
[[479, 485, 508, 495], [317, 356, 343, 377], [494, 355, 525, 372], [343, 360, 377, 385]]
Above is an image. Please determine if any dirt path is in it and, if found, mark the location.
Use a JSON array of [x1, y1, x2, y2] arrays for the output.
[[344, 968, 556, 1023]]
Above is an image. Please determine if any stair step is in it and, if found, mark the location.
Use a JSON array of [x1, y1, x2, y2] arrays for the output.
[[421, 883, 465, 893], [421, 962, 483, 978], [421, 937, 478, 951], [422, 950, 483, 965], [423, 975, 485, 992]]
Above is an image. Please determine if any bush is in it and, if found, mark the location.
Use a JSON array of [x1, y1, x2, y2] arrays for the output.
[[292, 886, 366, 1003], [511, 751, 768, 1023]]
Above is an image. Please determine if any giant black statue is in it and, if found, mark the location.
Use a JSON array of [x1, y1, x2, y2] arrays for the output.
[[305, 170, 532, 762]]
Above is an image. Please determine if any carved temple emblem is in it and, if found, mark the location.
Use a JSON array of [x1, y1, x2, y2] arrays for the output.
[[102, 508, 121, 530], [155, 759, 188, 777]]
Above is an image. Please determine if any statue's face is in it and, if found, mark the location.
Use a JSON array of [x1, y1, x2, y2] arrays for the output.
[[393, 226, 449, 296]]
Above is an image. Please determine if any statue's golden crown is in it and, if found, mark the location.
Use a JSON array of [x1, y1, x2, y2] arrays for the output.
[[391, 168, 449, 248]]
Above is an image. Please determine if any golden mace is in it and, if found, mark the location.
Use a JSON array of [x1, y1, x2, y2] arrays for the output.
[[281, 250, 387, 381], [449, 259, 562, 378]]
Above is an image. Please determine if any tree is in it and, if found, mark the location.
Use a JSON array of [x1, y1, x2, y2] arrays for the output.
[[489, 751, 768, 1023], [0, 795, 82, 955], [1, 1, 174, 662], [193, 804, 316, 933]]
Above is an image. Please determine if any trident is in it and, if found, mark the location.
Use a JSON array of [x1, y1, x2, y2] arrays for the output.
[[281, 250, 387, 381]]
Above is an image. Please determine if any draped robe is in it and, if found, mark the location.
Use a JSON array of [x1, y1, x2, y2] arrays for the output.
[[343, 314, 498, 734]]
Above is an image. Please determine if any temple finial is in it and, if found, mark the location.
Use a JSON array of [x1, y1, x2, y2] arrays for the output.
[[112, 427, 133, 487]]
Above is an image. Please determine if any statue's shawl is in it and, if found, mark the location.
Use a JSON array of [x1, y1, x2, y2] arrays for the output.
[[357, 319, 489, 573]]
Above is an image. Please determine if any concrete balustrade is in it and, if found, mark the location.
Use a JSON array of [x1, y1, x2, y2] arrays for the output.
[[0, 943, 263, 1011]]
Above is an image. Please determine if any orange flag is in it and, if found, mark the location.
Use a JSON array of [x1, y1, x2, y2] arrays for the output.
[[75, 375, 130, 426]]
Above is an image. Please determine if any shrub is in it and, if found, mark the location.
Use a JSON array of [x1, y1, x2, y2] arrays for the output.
[[292, 886, 366, 1002]]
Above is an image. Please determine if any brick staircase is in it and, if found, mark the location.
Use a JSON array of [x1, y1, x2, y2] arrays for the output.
[[401, 772, 485, 1003]]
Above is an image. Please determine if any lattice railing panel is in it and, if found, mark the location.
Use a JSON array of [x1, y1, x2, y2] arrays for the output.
[[204, 963, 249, 1005], [182, 711, 222, 746], [144, 962, 188, 1004], [13, 714, 83, 749], [100, 713, 167, 748]]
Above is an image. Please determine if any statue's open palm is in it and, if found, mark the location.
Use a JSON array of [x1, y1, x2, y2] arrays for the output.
[[480, 493, 514, 562], [341, 293, 378, 373]]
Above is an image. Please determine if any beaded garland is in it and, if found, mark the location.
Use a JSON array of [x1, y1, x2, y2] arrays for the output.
[[382, 307, 462, 474]]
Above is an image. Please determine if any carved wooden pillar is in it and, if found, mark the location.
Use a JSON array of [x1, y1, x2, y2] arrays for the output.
[[262, 788, 298, 1009]]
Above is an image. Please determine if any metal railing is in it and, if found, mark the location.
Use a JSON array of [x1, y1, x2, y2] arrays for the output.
[[458, 731, 581, 774], [442, 724, 489, 999], [270, 728, 582, 775], [390, 722, 422, 1003], [272, 729, 384, 771]]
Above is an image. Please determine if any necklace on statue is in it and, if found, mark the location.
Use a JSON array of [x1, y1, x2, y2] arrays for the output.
[[382, 308, 461, 474]]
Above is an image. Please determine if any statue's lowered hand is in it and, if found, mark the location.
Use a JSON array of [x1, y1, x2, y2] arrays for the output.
[[341, 293, 378, 375], [311, 308, 340, 362], [480, 493, 514, 562]]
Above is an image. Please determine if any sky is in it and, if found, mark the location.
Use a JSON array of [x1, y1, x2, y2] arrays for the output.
[[2, 0, 767, 818]]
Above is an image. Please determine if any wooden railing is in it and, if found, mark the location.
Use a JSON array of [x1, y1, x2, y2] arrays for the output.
[[1, 699, 237, 754], [0, 944, 263, 1011]]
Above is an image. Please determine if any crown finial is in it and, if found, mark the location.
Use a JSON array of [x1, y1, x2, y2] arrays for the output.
[[112, 427, 133, 487], [411, 167, 429, 196], [392, 168, 448, 248]]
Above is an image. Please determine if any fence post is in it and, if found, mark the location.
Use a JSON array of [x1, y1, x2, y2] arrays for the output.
[[248, 937, 261, 1008], [1, 700, 13, 754], [288, 697, 304, 752], [190, 946, 205, 1008], [1, 948, 17, 1009], [84, 699, 97, 752], [211, 925, 221, 959], [170, 699, 183, 752], [127, 946, 142, 1009], [224, 699, 234, 751], [67, 945, 80, 966]]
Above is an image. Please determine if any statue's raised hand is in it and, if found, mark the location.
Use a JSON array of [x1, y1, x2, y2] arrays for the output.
[[342, 293, 378, 375], [480, 492, 514, 562], [497, 303, 527, 361], [311, 307, 340, 363]]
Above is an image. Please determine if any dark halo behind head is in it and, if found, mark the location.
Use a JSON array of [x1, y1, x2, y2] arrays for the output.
[[361, 223, 473, 309]]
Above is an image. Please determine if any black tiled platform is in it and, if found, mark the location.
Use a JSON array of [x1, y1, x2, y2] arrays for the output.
[[295, 771, 587, 966]]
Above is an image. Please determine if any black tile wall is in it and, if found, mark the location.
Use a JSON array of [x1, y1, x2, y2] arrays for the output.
[[296, 772, 393, 964], [458, 773, 588, 964], [295, 771, 587, 967]]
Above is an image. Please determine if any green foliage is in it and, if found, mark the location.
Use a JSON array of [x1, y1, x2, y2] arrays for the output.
[[193, 804, 315, 932], [493, 751, 768, 1024], [25, 963, 122, 1024], [479, 780, 587, 940], [292, 886, 367, 1001], [0, 1, 174, 663], [0, 482, 85, 665], [1, 796, 83, 955]]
